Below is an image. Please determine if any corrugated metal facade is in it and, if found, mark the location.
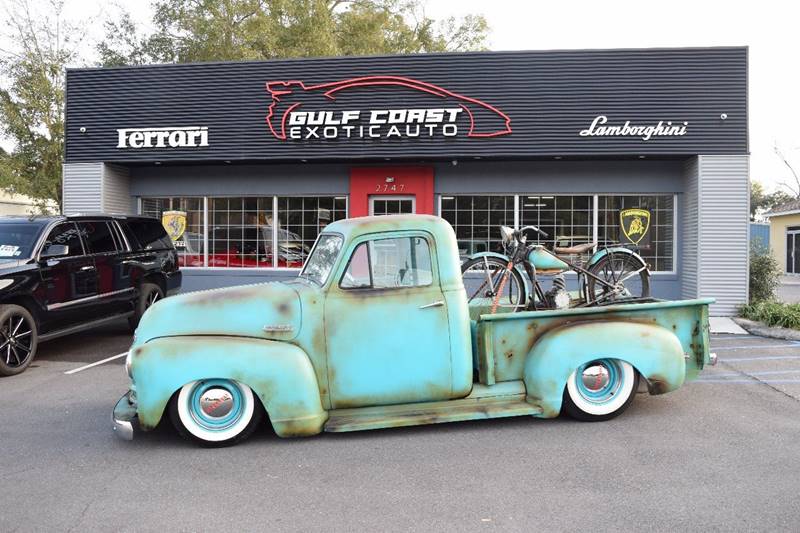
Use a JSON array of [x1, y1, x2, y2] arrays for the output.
[[62, 162, 103, 214], [681, 157, 699, 299], [696, 155, 750, 315], [65, 47, 747, 163], [100, 164, 132, 214]]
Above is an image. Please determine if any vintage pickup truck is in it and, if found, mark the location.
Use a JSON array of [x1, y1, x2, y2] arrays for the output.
[[113, 215, 715, 446]]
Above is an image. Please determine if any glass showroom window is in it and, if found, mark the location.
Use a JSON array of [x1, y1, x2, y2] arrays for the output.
[[598, 195, 675, 272], [140, 197, 204, 267], [440, 196, 514, 259], [276, 196, 347, 268], [208, 197, 274, 268], [519, 195, 593, 248]]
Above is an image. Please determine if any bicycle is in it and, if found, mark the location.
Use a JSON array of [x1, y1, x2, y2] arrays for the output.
[[460, 225, 651, 313]]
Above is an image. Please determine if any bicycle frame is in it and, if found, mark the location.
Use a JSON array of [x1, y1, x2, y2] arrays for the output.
[[507, 237, 648, 309]]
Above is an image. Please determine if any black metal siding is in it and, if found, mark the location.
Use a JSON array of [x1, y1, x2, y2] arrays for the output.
[[65, 47, 747, 163]]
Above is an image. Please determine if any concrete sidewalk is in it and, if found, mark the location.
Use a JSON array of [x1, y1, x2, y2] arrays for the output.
[[709, 316, 749, 335]]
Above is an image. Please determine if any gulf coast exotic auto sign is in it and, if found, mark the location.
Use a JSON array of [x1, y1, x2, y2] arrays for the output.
[[265, 76, 512, 141]]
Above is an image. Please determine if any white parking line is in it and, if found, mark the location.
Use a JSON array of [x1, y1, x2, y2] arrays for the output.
[[700, 370, 800, 379], [712, 343, 800, 351], [64, 352, 128, 375], [722, 355, 800, 362], [693, 379, 800, 384]]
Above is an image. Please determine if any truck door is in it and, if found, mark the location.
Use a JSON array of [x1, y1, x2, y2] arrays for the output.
[[325, 232, 453, 409]]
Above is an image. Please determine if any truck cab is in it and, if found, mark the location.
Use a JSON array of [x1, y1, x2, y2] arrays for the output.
[[114, 215, 713, 446]]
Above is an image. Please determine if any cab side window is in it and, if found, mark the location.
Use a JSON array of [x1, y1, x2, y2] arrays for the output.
[[341, 236, 432, 289], [42, 223, 84, 257], [77, 222, 118, 254]]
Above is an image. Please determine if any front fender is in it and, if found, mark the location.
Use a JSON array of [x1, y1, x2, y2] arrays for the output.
[[130, 336, 327, 437], [523, 321, 686, 417]]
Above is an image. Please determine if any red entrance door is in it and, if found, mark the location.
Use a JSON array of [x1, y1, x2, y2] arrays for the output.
[[349, 167, 434, 218]]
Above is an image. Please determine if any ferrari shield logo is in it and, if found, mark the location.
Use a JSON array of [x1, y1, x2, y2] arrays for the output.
[[620, 208, 651, 245], [162, 210, 187, 242]]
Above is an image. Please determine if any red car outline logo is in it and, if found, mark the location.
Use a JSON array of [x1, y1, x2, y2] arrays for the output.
[[265, 75, 512, 140]]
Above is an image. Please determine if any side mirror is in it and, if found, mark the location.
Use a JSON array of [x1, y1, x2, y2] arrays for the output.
[[41, 244, 69, 259]]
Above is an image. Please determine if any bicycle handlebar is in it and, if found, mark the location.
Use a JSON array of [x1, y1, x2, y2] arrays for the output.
[[518, 225, 549, 239]]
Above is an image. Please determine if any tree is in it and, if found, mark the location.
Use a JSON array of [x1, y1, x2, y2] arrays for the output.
[[97, 0, 489, 67], [0, 0, 82, 211], [750, 179, 793, 221], [775, 143, 800, 198]]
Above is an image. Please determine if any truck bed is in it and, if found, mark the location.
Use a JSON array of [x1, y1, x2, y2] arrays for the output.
[[472, 298, 714, 386]]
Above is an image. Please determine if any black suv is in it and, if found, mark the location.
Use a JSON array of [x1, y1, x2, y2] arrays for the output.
[[0, 215, 182, 376]]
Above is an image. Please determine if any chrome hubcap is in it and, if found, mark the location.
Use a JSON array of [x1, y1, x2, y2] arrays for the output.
[[1, 314, 32, 368], [574, 359, 624, 405], [188, 379, 245, 432], [581, 364, 611, 392], [199, 388, 235, 418]]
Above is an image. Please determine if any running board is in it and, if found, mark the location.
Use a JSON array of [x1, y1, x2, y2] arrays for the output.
[[324, 381, 541, 433], [39, 312, 134, 342]]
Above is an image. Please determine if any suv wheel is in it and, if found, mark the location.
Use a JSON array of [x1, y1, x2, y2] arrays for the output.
[[0, 305, 38, 377], [128, 282, 164, 331]]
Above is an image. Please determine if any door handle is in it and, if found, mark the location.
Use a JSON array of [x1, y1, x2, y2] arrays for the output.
[[80, 265, 96, 271], [419, 300, 444, 309]]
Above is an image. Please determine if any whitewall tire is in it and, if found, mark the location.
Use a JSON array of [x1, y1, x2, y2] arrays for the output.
[[562, 359, 639, 422], [169, 379, 263, 446]]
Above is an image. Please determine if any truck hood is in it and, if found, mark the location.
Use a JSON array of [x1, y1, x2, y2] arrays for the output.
[[134, 281, 310, 345]]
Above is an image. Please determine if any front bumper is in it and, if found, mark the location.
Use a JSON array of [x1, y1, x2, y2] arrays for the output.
[[112, 391, 138, 441]]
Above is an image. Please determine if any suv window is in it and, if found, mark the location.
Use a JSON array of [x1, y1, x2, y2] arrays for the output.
[[124, 219, 173, 251], [42, 223, 84, 257], [341, 236, 433, 289], [78, 221, 118, 254]]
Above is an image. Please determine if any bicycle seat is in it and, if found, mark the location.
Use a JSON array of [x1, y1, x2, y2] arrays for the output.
[[553, 242, 597, 254]]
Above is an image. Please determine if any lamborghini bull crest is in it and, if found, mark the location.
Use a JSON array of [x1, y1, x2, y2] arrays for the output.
[[162, 211, 187, 242], [620, 208, 651, 245]]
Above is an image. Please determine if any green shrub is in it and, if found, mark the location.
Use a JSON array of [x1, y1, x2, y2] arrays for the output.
[[748, 242, 782, 303], [739, 301, 800, 330]]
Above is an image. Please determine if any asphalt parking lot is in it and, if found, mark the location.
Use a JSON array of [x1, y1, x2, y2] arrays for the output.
[[2, 325, 800, 532]]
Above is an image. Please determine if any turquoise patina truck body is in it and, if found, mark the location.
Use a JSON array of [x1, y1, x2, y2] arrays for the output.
[[113, 215, 714, 445]]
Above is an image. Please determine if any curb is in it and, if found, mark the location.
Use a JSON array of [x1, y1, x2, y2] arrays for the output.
[[731, 317, 800, 341]]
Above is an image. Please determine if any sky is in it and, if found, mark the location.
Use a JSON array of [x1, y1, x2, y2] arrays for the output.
[[2, 0, 799, 194]]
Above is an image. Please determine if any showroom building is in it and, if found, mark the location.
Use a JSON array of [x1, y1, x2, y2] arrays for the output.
[[62, 46, 749, 315]]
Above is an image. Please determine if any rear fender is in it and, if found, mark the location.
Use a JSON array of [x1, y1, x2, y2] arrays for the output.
[[523, 321, 686, 417], [587, 247, 647, 269], [130, 336, 327, 437]]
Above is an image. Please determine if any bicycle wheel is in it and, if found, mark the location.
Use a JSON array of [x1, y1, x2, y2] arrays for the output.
[[461, 256, 526, 312], [585, 252, 650, 305]]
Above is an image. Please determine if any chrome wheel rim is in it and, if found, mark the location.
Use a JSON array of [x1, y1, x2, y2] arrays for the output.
[[574, 359, 624, 405], [1, 314, 33, 368], [146, 290, 161, 309]]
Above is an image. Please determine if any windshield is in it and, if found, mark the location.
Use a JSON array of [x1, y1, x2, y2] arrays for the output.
[[0, 223, 45, 260], [299, 234, 343, 285]]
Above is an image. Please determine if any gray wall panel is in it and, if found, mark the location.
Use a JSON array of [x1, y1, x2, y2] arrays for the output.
[[681, 157, 699, 299], [65, 47, 748, 163], [63, 162, 103, 214], [130, 164, 350, 196], [102, 163, 132, 214], [433, 160, 684, 193], [129, 160, 684, 197], [697, 155, 749, 315]]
